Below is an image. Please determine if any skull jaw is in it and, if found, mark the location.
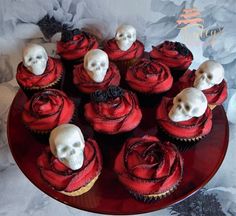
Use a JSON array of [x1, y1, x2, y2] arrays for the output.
[[193, 77, 214, 91], [87, 70, 107, 83], [26, 61, 47, 76], [116, 40, 133, 51], [168, 108, 192, 122], [60, 153, 84, 171]]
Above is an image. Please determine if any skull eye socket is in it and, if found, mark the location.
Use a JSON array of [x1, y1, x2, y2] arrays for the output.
[[28, 57, 32, 62], [185, 104, 190, 111], [177, 98, 182, 102], [73, 142, 81, 148], [127, 34, 131, 39], [36, 55, 42, 59], [119, 33, 123, 38], [91, 62, 96, 67], [199, 70, 204, 74], [207, 74, 213, 80], [60, 146, 68, 153], [101, 62, 106, 67]]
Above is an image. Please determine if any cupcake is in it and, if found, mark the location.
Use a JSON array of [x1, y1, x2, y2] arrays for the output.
[[156, 88, 212, 141], [103, 24, 144, 78], [84, 86, 142, 134], [170, 60, 227, 109], [149, 41, 193, 79], [57, 28, 99, 64], [16, 44, 64, 98], [37, 124, 102, 196], [126, 58, 173, 94], [73, 49, 120, 95], [114, 135, 183, 202], [22, 89, 75, 135]]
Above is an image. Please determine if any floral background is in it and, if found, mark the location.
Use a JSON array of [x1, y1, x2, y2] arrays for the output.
[[0, 0, 236, 215]]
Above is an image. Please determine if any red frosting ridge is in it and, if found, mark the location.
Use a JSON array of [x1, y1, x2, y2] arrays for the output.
[[16, 57, 63, 88], [149, 41, 193, 71], [73, 62, 121, 94], [57, 32, 99, 60], [114, 136, 183, 195], [103, 39, 144, 61], [22, 89, 75, 131], [84, 90, 142, 134], [37, 138, 102, 192], [156, 97, 212, 139], [126, 58, 173, 93]]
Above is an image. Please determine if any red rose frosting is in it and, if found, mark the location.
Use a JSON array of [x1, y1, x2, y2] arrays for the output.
[[149, 41, 193, 71], [175, 70, 228, 105], [22, 89, 75, 132], [73, 62, 121, 94], [103, 39, 144, 61], [114, 136, 183, 195], [57, 32, 99, 61], [16, 57, 63, 88], [84, 87, 142, 134], [126, 58, 173, 93], [37, 138, 102, 192], [156, 97, 212, 139]]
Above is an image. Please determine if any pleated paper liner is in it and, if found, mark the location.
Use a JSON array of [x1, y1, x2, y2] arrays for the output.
[[157, 125, 204, 152], [61, 174, 100, 196], [19, 71, 64, 99], [209, 104, 217, 110], [129, 179, 182, 203]]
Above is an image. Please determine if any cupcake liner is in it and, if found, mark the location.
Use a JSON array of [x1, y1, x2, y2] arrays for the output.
[[61, 174, 100, 196], [208, 104, 217, 110]]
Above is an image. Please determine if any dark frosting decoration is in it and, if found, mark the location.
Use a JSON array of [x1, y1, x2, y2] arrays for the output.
[[61, 28, 82, 42]]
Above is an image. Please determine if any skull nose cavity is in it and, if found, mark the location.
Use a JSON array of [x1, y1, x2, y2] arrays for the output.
[[177, 104, 182, 110], [69, 149, 76, 156]]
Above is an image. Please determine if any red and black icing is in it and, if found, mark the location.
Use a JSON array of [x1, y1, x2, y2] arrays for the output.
[[103, 38, 144, 61], [16, 57, 63, 88], [173, 70, 228, 105], [156, 97, 212, 139], [149, 41, 193, 71], [114, 135, 183, 195], [84, 86, 142, 134], [22, 89, 75, 132], [73, 62, 121, 94], [37, 138, 102, 192], [126, 58, 173, 94], [57, 30, 99, 61]]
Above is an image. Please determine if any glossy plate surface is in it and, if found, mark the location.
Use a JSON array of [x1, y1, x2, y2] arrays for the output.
[[7, 90, 229, 215]]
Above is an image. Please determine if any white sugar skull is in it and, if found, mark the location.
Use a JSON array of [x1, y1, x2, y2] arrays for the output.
[[115, 24, 136, 51], [193, 60, 224, 90], [168, 87, 207, 122], [84, 49, 109, 83], [23, 44, 48, 76], [49, 124, 85, 170]]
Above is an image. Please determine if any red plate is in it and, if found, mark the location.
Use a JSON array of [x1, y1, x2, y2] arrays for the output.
[[7, 90, 229, 215]]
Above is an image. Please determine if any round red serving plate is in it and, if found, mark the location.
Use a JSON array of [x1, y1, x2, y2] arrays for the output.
[[7, 89, 229, 215]]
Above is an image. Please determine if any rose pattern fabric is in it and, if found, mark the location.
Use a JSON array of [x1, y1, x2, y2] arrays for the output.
[[149, 41, 193, 71], [22, 89, 75, 131], [103, 39, 144, 61], [126, 58, 173, 93], [16, 57, 63, 88], [37, 139, 102, 192], [84, 90, 142, 134], [156, 97, 212, 139], [57, 32, 99, 60], [73, 62, 121, 94], [114, 135, 183, 195]]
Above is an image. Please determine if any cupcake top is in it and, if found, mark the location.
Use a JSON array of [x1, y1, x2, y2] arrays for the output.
[[73, 49, 120, 94], [37, 124, 102, 193], [22, 89, 75, 132], [114, 135, 183, 196], [57, 28, 99, 61], [156, 88, 212, 139], [149, 41, 193, 71], [126, 58, 173, 94], [84, 86, 142, 134], [16, 44, 63, 88], [103, 24, 144, 61]]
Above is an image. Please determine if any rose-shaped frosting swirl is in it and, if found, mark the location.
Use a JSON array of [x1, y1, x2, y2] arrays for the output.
[[57, 32, 99, 60], [156, 97, 212, 139], [16, 57, 63, 88], [103, 39, 144, 61], [37, 138, 102, 192], [149, 41, 193, 71], [22, 89, 75, 132], [84, 90, 142, 134], [175, 70, 227, 105], [114, 136, 183, 195], [73, 62, 121, 94], [126, 58, 173, 93]]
